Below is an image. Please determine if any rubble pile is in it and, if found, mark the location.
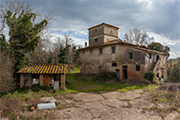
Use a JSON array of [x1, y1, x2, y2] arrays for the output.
[[157, 83, 180, 92]]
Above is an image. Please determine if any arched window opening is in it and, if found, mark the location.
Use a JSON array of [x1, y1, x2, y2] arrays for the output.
[[157, 73, 159, 78], [112, 62, 117, 67]]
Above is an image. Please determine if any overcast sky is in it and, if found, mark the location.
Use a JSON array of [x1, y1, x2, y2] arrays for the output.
[[23, 0, 179, 59]]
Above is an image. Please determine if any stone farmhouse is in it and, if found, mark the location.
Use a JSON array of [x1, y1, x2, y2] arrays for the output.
[[78, 23, 167, 80]]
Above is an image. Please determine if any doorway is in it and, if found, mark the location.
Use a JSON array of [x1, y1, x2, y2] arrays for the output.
[[116, 69, 119, 79], [122, 66, 127, 79], [43, 74, 50, 86], [156, 55, 159, 62]]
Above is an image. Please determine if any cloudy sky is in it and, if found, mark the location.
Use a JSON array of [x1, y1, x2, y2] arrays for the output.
[[23, 0, 179, 58]]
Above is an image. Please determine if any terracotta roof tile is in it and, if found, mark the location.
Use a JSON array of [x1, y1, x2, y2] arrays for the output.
[[17, 64, 68, 74]]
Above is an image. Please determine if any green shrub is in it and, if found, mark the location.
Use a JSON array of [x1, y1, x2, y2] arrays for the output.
[[161, 74, 164, 78], [144, 71, 155, 83], [31, 84, 52, 92], [95, 72, 118, 82]]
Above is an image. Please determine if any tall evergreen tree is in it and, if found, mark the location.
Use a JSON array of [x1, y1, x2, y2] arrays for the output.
[[4, 10, 48, 81], [0, 34, 9, 52]]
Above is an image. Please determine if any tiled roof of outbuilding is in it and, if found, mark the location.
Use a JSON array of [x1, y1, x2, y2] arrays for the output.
[[17, 64, 68, 74]]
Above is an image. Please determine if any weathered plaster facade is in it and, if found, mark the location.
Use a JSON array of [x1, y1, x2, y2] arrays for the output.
[[79, 23, 167, 81], [88, 23, 119, 47]]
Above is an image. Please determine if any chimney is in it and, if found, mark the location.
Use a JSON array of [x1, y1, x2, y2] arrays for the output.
[[85, 42, 87, 47]]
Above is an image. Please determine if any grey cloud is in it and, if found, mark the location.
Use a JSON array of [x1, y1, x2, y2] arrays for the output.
[[30, 0, 179, 40], [29, 0, 147, 31], [24, 0, 179, 55], [145, 0, 180, 40]]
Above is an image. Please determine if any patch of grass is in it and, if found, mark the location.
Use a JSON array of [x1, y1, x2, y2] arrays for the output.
[[125, 99, 131, 101], [68, 66, 80, 74], [143, 85, 159, 92], [152, 92, 177, 102], [66, 68, 157, 92]]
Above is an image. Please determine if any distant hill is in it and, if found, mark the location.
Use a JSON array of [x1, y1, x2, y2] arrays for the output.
[[167, 57, 180, 68]]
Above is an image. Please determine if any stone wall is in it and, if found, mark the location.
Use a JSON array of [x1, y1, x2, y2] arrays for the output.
[[80, 44, 146, 80], [89, 35, 104, 47], [89, 24, 118, 47], [126, 64, 145, 80], [153, 55, 167, 79], [104, 25, 118, 37], [89, 25, 104, 38]]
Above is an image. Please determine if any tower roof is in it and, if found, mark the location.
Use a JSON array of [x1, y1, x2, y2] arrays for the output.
[[88, 22, 119, 30]]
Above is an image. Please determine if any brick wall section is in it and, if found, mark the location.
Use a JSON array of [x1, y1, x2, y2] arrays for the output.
[[39, 74, 43, 86], [60, 74, 65, 90], [127, 64, 145, 81], [20, 74, 24, 88]]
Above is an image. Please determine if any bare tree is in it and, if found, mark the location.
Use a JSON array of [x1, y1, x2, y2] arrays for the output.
[[0, 51, 15, 93], [0, 0, 32, 35], [124, 28, 149, 45], [25, 33, 54, 65]]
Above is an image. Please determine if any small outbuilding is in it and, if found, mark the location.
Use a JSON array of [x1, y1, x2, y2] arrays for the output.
[[17, 64, 68, 90]]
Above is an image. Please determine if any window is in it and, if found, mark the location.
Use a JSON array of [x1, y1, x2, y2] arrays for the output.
[[149, 53, 152, 59], [112, 62, 117, 66], [95, 29, 97, 33], [95, 38, 97, 42], [99, 48, 102, 54], [128, 53, 132, 59], [136, 65, 140, 71], [112, 46, 115, 53]]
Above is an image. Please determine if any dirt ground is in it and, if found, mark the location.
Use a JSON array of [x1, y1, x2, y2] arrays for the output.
[[11, 89, 179, 120]]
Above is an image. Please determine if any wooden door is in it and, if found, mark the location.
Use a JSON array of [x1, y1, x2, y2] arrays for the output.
[[122, 66, 127, 79], [43, 74, 50, 86]]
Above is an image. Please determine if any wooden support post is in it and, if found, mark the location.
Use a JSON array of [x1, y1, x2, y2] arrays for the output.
[[39, 74, 44, 86], [60, 74, 66, 90], [20, 74, 24, 88], [30, 77, 33, 87]]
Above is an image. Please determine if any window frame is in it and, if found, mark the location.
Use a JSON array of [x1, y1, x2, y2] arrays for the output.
[[99, 48, 102, 55], [112, 46, 115, 53], [95, 38, 97, 43], [128, 52, 132, 59], [136, 65, 140, 71], [95, 29, 97, 33]]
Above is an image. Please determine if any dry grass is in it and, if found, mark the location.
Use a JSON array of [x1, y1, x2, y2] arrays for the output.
[[151, 91, 180, 113], [0, 97, 22, 119]]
